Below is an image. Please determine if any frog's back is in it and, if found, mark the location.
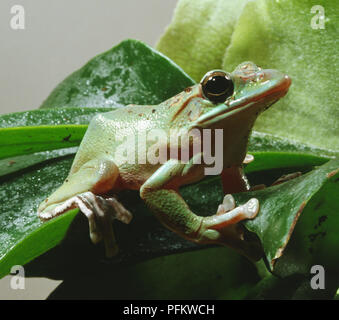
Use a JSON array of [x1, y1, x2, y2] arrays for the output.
[[69, 104, 169, 174]]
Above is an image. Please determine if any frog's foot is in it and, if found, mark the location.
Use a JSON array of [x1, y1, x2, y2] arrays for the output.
[[196, 196, 259, 243], [216, 194, 236, 215], [38, 192, 132, 257]]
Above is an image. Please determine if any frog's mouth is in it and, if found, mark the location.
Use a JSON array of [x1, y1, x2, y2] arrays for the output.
[[197, 70, 291, 126]]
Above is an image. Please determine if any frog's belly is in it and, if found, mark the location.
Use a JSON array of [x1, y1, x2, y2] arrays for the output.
[[116, 163, 162, 190]]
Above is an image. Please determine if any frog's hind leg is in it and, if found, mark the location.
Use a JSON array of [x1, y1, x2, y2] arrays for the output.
[[220, 166, 250, 194], [140, 158, 261, 260], [38, 158, 132, 257]]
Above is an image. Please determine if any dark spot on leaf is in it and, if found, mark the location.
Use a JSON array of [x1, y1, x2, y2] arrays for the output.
[[138, 113, 144, 117], [101, 87, 108, 92], [314, 215, 327, 229], [63, 134, 72, 142], [318, 215, 327, 225], [308, 231, 326, 242], [185, 87, 192, 93], [152, 109, 156, 113], [314, 199, 324, 211], [8, 160, 16, 166]]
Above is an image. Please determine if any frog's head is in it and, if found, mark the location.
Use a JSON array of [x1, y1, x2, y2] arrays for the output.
[[169, 61, 291, 166], [195, 61, 291, 128]]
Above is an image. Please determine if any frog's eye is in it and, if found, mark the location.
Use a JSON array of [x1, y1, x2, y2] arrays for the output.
[[200, 71, 234, 104]]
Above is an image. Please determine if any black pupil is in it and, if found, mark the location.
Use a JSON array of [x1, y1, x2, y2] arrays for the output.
[[203, 74, 234, 103]]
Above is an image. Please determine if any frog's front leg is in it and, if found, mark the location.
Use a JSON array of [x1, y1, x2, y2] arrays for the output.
[[38, 158, 132, 257], [140, 158, 260, 259]]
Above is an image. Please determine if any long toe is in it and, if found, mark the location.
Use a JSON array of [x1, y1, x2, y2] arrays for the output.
[[243, 198, 259, 219], [217, 194, 236, 215]]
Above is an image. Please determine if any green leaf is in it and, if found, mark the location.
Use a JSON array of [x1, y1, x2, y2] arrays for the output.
[[273, 167, 339, 278], [40, 39, 194, 109], [46, 247, 259, 299], [156, 0, 250, 82], [0, 125, 87, 160], [0, 148, 77, 178], [0, 107, 111, 128], [238, 159, 339, 272], [246, 131, 337, 174], [0, 156, 76, 279], [223, 0, 339, 151], [0, 108, 112, 175], [157, 0, 339, 151]]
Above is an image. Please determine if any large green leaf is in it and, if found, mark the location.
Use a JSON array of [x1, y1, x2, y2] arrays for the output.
[[156, 0, 339, 151], [274, 167, 339, 277], [0, 108, 110, 176], [0, 107, 110, 128], [156, 0, 250, 81], [40, 39, 194, 109], [0, 125, 87, 160], [239, 159, 339, 272], [46, 247, 259, 299], [223, 0, 339, 151]]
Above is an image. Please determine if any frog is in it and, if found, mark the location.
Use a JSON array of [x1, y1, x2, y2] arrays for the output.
[[38, 61, 291, 260]]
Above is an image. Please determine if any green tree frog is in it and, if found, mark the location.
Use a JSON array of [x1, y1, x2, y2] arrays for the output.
[[38, 62, 291, 259]]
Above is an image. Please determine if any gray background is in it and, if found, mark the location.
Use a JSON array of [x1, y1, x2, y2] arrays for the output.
[[0, 0, 178, 114], [0, 0, 177, 299]]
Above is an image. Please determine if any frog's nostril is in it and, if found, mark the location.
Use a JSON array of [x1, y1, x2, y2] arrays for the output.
[[237, 61, 259, 73], [255, 71, 265, 82]]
